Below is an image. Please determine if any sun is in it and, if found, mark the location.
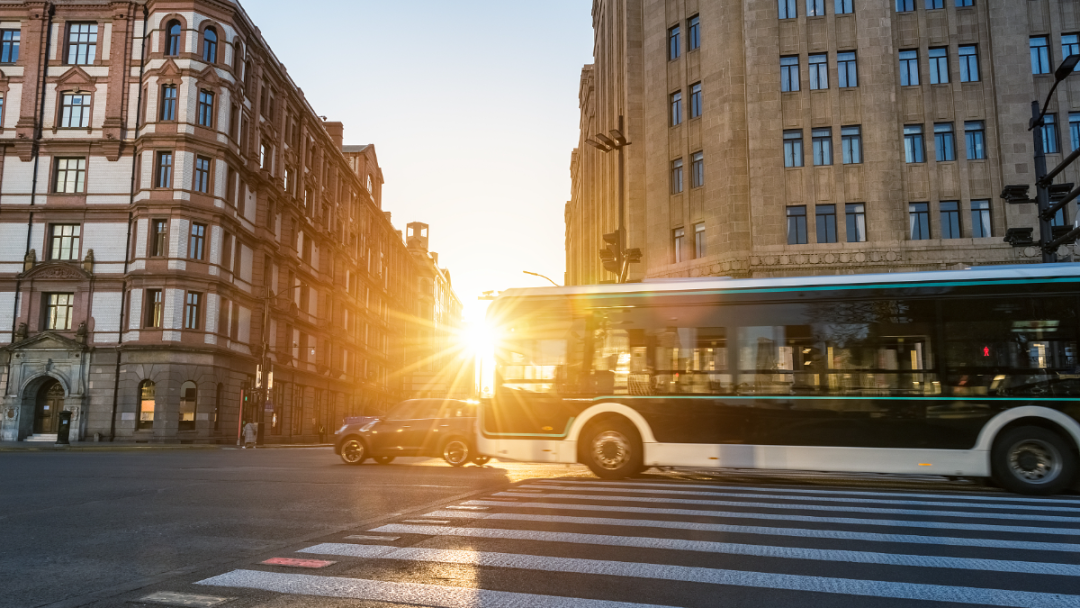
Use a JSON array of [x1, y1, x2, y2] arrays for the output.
[[460, 320, 496, 359]]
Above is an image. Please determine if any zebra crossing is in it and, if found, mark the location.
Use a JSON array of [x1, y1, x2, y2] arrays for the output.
[[193, 478, 1080, 607]]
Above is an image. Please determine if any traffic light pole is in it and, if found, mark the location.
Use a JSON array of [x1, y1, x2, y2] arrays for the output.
[[615, 115, 627, 282], [1031, 101, 1057, 264]]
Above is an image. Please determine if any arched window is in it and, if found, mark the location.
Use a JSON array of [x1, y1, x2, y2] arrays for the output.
[[214, 383, 223, 431], [202, 27, 217, 63], [233, 40, 243, 72], [179, 381, 197, 430], [138, 380, 155, 430], [165, 20, 181, 56]]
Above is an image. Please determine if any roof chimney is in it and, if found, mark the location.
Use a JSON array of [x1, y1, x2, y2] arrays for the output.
[[323, 121, 344, 149]]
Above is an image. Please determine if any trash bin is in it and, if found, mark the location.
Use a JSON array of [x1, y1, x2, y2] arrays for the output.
[[56, 411, 72, 445]]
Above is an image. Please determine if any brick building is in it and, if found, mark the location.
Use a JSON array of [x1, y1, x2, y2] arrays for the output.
[[566, 0, 1080, 285], [0, 0, 430, 443]]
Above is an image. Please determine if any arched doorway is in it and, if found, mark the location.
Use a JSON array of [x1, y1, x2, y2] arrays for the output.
[[34, 380, 64, 434]]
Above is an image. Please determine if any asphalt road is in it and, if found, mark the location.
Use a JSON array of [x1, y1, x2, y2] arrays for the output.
[[3, 448, 1078, 608]]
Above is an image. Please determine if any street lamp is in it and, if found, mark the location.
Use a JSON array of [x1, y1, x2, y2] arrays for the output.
[[584, 115, 640, 283], [523, 270, 560, 287]]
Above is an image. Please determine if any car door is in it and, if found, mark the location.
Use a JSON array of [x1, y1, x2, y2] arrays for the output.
[[371, 401, 419, 454], [400, 400, 441, 456]]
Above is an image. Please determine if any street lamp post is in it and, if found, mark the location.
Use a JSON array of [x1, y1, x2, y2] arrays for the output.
[[585, 115, 641, 283], [522, 270, 560, 287]]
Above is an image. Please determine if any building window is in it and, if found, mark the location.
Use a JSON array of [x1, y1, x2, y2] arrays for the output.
[[1031, 36, 1051, 75], [783, 130, 804, 167], [694, 223, 706, 258], [1064, 34, 1080, 67], [197, 90, 214, 127], [66, 23, 98, 65], [896, 0, 915, 11], [184, 292, 202, 329], [965, 121, 985, 159], [45, 293, 74, 330], [138, 380, 155, 430], [691, 151, 704, 187], [670, 91, 683, 126], [49, 224, 80, 261], [779, 0, 797, 19], [841, 126, 862, 164], [194, 156, 211, 193], [261, 143, 274, 170], [816, 204, 837, 243], [927, 0, 944, 8], [60, 93, 91, 128], [956, 0, 973, 5], [1041, 114, 1060, 153], [202, 27, 217, 63], [671, 158, 684, 194], [807, 0, 825, 16], [165, 20, 181, 56], [787, 206, 808, 244], [899, 50, 919, 86], [780, 56, 800, 92], [929, 47, 949, 84], [808, 53, 828, 89], [845, 203, 866, 242], [1, 29, 20, 63], [53, 158, 86, 193], [838, 51, 857, 87], [836, 0, 854, 13], [909, 202, 931, 240], [160, 85, 177, 121], [934, 123, 955, 161], [687, 15, 700, 51], [668, 25, 680, 60], [1051, 201, 1068, 227], [904, 125, 925, 163], [189, 223, 206, 261], [179, 381, 197, 430], [953, 47, 979, 85], [155, 151, 173, 188], [971, 200, 992, 238], [689, 82, 702, 118], [673, 228, 685, 263], [1071, 113, 1080, 150], [811, 128, 832, 166], [145, 289, 163, 328], [940, 201, 961, 238], [151, 220, 168, 257]]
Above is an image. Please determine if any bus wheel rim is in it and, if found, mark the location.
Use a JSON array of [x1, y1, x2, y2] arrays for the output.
[[1008, 439, 1060, 483], [593, 430, 631, 470], [445, 440, 468, 464], [342, 440, 364, 463]]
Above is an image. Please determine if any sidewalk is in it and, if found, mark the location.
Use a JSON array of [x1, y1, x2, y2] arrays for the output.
[[0, 441, 333, 452]]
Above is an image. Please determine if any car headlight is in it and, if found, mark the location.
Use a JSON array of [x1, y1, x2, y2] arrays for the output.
[[360, 420, 378, 432]]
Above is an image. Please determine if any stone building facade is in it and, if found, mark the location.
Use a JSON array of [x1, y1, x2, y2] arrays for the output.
[[0, 0, 428, 443], [566, 0, 1080, 285]]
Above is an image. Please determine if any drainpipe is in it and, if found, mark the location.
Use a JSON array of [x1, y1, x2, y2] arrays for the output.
[[108, 5, 148, 441]]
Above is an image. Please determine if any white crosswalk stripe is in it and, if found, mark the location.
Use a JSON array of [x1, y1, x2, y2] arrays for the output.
[[197, 479, 1080, 608]]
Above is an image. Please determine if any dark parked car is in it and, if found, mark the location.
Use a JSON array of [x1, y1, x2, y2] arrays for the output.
[[333, 399, 489, 467]]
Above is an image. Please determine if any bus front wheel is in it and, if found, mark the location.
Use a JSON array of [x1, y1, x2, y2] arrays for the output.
[[991, 426, 1078, 495], [583, 419, 644, 479]]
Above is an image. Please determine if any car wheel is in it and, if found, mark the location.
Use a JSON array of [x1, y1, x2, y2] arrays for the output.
[[373, 455, 395, 465], [472, 455, 491, 466], [443, 438, 472, 467], [582, 419, 643, 480], [991, 426, 1078, 495], [340, 438, 368, 465]]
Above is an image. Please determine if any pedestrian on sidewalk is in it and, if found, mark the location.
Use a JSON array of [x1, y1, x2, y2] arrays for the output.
[[318, 424, 325, 444], [242, 421, 257, 449]]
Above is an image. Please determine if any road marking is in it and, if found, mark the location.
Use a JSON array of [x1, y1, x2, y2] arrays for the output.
[[477, 512, 1080, 553], [358, 526, 1080, 576], [492, 492, 1080, 524], [196, 569, 678, 608], [261, 557, 336, 568], [518, 484, 1076, 513], [445, 505, 489, 510], [463, 500, 1080, 536], [291, 544, 1080, 608], [425, 510, 489, 519], [532, 479, 1080, 507], [402, 519, 450, 524], [345, 535, 400, 542], [137, 591, 234, 607]]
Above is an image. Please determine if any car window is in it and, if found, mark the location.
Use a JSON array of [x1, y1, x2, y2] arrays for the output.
[[412, 401, 442, 419], [385, 401, 419, 421], [441, 402, 475, 418]]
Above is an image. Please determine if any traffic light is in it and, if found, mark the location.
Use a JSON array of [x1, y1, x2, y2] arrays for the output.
[[600, 231, 621, 275], [1004, 228, 1034, 247]]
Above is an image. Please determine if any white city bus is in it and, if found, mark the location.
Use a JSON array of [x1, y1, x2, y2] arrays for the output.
[[477, 265, 1080, 495]]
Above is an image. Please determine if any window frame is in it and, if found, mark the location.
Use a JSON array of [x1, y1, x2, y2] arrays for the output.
[[934, 123, 956, 162], [940, 201, 961, 239], [845, 203, 866, 242], [670, 90, 683, 126], [1041, 113, 1061, 154], [780, 55, 800, 92], [971, 200, 992, 238], [835, 0, 854, 13], [815, 204, 837, 243], [154, 151, 173, 189], [1031, 36, 1051, 75], [59, 92, 91, 129], [965, 121, 986, 159], [670, 158, 684, 194], [928, 47, 949, 84], [165, 20, 182, 57], [65, 22, 98, 66], [150, 219, 168, 257], [838, 51, 857, 88], [691, 151, 704, 188], [48, 224, 81, 261], [779, 0, 798, 19], [183, 291, 202, 330], [787, 206, 808, 244], [811, 127, 833, 166], [808, 53, 829, 90], [202, 26, 218, 64], [687, 15, 700, 51], [673, 227, 685, 263], [904, 124, 926, 163], [807, 0, 825, 17], [189, 222, 207, 261], [668, 25, 681, 60], [841, 125, 862, 164], [53, 157, 87, 194], [194, 155, 212, 194], [44, 292, 74, 331], [784, 129, 804, 167], [1, 28, 20, 64], [694, 222, 706, 258], [197, 89, 215, 128], [144, 289, 163, 328], [909, 202, 931, 240], [959, 45, 980, 82], [899, 49, 919, 86], [689, 82, 702, 119], [160, 84, 178, 121]]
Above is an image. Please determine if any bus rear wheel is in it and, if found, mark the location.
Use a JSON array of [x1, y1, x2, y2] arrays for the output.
[[991, 426, 1078, 495], [583, 419, 643, 479]]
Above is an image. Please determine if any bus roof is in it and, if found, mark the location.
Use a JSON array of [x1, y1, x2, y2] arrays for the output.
[[494, 263, 1080, 303]]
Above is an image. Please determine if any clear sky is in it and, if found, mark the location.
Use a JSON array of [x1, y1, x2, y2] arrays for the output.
[[242, 0, 594, 322]]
